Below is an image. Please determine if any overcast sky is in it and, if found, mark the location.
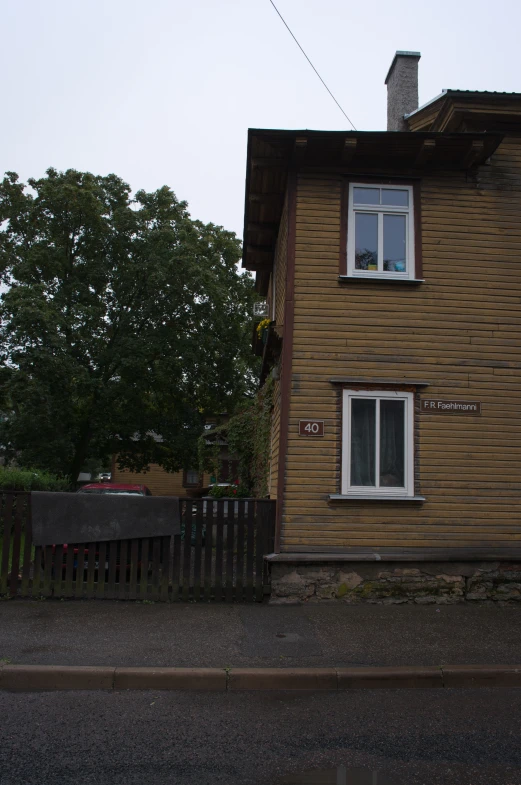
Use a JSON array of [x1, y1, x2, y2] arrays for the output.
[[2, 0, 520, 237]]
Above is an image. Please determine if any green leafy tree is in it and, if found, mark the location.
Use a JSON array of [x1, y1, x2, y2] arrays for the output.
[[0, 168, 258, 481], [198, 377, 274, 497]]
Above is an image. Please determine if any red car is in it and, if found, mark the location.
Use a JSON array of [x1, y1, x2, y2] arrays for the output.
[[77, 483, 152, 496]]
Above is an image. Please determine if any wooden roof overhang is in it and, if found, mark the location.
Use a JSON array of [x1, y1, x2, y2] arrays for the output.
[[242, 128, 504, 293], [406, 91, 521, 133]]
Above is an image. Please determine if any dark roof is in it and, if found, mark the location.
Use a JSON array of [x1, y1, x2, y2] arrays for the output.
[[242, 128, 503, 282], [446, 89, 521, 96], [405, 88, 521, 118]]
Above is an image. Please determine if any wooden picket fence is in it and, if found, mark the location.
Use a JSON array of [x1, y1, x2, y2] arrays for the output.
[[0, 493, 276, 602]]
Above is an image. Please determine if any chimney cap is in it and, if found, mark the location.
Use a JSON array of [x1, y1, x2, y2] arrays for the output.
[[385, 51, 421, 85]]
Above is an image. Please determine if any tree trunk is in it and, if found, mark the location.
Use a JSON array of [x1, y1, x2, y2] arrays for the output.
[[68, 421, 93, 485]]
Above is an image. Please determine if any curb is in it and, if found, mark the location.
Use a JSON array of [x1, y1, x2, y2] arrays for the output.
[[1, 664, 521, 692]]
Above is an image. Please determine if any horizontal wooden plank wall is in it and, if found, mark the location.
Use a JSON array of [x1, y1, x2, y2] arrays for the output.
[[274, 201, 288, 326], [269, 198, 288, 328], [269, 379, 281, 499], [268, 199, 288, 500], [281, 138, 521, 551], [111, 462, 211, 498], [407, 103, 443, 131]]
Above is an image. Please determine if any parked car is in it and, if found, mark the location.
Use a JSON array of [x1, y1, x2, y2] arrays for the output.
[[77, 483, 152, 496]]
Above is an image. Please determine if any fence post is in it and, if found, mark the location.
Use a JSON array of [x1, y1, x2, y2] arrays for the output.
[[255, 500, 276, 602], [9, 495, 24, 597], [182, 500, 192, 601], [0, 494, 15, 596], [170, 500, 182, 602], [20, 495, 33, 596]]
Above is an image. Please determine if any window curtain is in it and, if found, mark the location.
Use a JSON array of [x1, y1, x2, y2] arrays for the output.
[[350, 399, 375, 486], [379, 400, 405, 487]]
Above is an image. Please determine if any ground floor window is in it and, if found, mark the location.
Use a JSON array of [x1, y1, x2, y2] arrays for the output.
[[342, 389, 414, 496], [183, 469, 200, 487]]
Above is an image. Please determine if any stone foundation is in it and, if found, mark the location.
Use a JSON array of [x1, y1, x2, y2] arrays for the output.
[[270, 561, 521, 604]]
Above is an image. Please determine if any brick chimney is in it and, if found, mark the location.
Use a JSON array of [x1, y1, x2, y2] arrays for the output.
[[385, 51, 421, 131]]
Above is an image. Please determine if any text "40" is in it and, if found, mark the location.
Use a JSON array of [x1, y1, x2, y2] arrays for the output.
[[298, 420, 324, 437]]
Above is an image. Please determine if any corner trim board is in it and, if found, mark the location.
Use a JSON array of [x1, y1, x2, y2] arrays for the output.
[[274, 172, 297, 553]]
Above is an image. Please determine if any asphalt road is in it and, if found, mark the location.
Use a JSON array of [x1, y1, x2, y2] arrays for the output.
[[2, 601, 521, 668], [1, 689, 521, 785]]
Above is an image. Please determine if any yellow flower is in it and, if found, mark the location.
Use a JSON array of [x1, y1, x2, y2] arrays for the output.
[[256, 318, 271, 338]]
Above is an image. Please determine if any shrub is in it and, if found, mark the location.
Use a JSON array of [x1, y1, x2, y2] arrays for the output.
[[198, 377, 274, 498], [208, 483, 250, 499], [0, 466, 70, 492]]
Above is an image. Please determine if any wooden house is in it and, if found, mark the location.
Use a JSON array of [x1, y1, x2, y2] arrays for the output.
[[243, 52, 521, 603], [110, 461, 204, 497], [111, 418, 238, 497]]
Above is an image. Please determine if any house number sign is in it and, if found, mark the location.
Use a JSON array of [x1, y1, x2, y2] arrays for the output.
[[299, 420, 324, 436], [421, 399, 482, 415]]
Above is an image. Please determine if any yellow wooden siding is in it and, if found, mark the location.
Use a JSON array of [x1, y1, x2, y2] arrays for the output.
[[112, 462, 211, 497], [406, 103, 442, 131], [266, 275, 274, 320], [274, 199, 288, 326], [281, 138, 521, 550], [266, 197, 288, 499], [269, 378, 281, 498]]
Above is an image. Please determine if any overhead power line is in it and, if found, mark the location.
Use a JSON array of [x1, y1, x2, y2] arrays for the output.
[[268, 0, 356, 131]]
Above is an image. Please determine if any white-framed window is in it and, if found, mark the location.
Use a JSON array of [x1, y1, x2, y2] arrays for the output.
[[184, 469, 200, 487], [347, 183, 415, 280], [341, 390, 414, 497]]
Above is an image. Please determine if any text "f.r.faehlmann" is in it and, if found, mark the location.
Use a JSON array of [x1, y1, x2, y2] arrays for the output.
[[421, 399, 482, 415]]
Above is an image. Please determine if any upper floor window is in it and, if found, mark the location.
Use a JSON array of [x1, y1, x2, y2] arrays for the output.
[[347, 184, 415, 280]]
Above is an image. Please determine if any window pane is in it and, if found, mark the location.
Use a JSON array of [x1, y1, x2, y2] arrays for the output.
[[379, 400, 405, 487], [355, 213, 378, 270], [382, 188, 408, 206], [383, 214, 406, 272], [350, 399, 376, 486], [353, 187, 379, 205], [186, 469, 199, 485]]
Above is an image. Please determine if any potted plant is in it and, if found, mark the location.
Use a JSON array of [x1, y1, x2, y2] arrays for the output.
[[256, 318, 271, 346]]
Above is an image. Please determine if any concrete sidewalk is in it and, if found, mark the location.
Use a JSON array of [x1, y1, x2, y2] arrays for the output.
[[1, 600, 520, 669]]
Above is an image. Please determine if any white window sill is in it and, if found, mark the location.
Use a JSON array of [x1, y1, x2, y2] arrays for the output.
[[339, 275, 424, 285], [329, 494, 426, 502]]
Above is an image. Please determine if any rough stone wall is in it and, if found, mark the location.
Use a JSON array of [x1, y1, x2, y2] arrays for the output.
[[386, 55, 420, 131], [270, 562, 521, 605]]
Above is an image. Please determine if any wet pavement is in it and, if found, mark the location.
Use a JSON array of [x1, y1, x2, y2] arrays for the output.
[[0, 600, 521, 668]]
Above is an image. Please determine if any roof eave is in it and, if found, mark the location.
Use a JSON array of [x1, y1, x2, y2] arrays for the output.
[[242, 129, 504, 279]]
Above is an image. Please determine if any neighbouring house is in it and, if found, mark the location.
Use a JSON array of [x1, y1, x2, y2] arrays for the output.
[[111, 419, 239, 497], [111, 461, 205, 497], [243, 51, 521, 603]]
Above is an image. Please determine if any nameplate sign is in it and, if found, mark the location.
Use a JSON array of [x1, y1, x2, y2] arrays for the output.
[[299, 420, 324, 436], [421, 399, 482, 415]]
